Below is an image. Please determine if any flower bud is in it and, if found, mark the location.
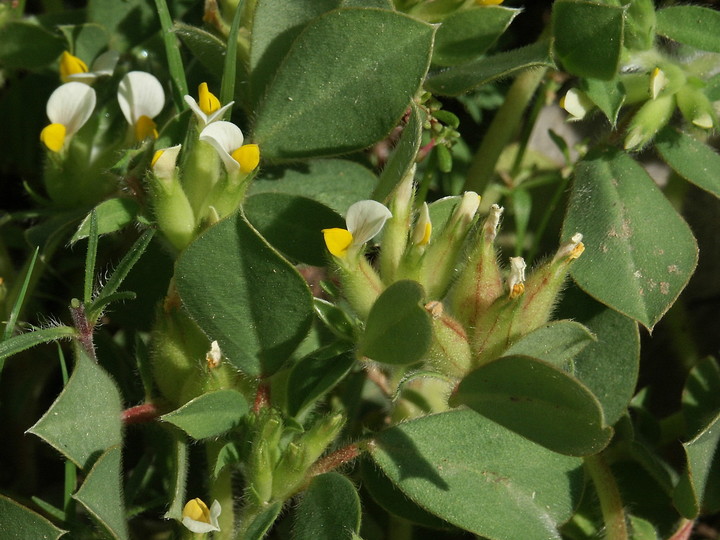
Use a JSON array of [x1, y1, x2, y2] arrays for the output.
[[676, 84, 716, 130], [424, 301, 472, 378], [420, 192, 481, 299], [379, 167, 415, 281], [448, 204, 504, 326], [560, 88, 594, 121], [624, 94, 675, 150]]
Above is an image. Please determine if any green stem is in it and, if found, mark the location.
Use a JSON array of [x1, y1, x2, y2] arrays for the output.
[[584, 454, 628, 540], [464, 67, 548, 195]]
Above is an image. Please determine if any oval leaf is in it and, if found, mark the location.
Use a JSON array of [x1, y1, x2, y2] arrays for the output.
[[655, 127, 720, 199], [287, 343, 355, 417], [251, 159, 377, 216], [552, 0, 624, 80], [176, 212, 314, 376], [656, 6, 720, 53], [451, 355, 613, 456], [503, 320, 596, 367], [563, 147, 698, 330], [425, 41, 554, 97], [433, 7, 520, 67], [73, 445, 128, 540], [253, 9, 435, 159], [71, 198, 142, 243], [0, 494, 67, 540], [294, 472, 361, 540], [244, 193, 344, 266], [28, 345, 122, 470], [358, 280, 431, 365], [370, 410, 583, 540], [161, 390, 249, 439]]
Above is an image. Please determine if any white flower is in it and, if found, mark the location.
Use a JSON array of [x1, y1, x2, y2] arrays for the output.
[[117, 71, 165, 141], [151, 145, 182, 182], [322, 200, 392, 258], [181, 498, 221, 534], [184, 82, 234, 127], [199, 121, 259, 174], [560, 88, 594, 121], [40, 82, 96, 152]]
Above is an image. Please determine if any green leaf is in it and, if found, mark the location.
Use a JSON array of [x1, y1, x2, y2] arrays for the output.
[[248, 0, 339, 108], [87, 0, 157, 50], [57, 23, 109, 64], [552, 0, 625, 80], [682, 357, 720, 438], [673, 412, 720, 517], [161, 390, 249, 439], [358, 280, 431, 365], [341, 0, 393, 7], [580, 76, 625, 127], [656, 6, 720, 53], [451, 355, 612, 456], [563, 147, 698, 330], [0, 326, 78, 362], [655, 127, 720, 199], [27, 344, 123, 470], [360, 459, 452, 530], [174, 23, 238, 88], [251, 159, 377, 215], [287, 343, 355, 417], [176, 212, 314, 376], [294, 472, 361, 540], [0, 494, 67, 540], [154, 0, 188, 111], [425, 41, 554, 96], [244, 193, 344, 266], [371, 410, 583, 540], [0, 21, 65, 69], [373, 102, 423, 202], [253, 9, 434, 160], [503, 320, 596, 367], [73, 445, 128, 540], [433, 7, 520, 67], [557, 286, 640, 426], [245, 501, 283, 540]]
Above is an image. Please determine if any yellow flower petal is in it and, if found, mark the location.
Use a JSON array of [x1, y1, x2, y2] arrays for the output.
[[231, 144, 260, 174], [135, 115, 158, 141], [60, 52, 88, 83], [183, 498, 211, 524], [476, 0, 504, 5], [198, 82, 221, 115], [40, 123, 67, 152], [322, 228, 354, 258]]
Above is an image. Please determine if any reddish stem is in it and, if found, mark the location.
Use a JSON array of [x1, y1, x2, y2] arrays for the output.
[[310, 443, 362, 476], [122, 403, 160, 425], [668, 520, 694, 540], [253, 383, 270, 413]]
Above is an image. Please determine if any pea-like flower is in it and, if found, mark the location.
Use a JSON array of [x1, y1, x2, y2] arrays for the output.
[[322, 200, 393, 258], [184, 82, 234, 127], [199, 121, 260, 174], [40, 82, 97, 152], [117, 71, 165, 141], [181, 498, 221, 533], [60, 50, 119, 84], [151, 145, 182, 181]]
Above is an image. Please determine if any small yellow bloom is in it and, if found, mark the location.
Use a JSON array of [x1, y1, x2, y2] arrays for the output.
[[182, 498, 221, 533], [198, 82, 221, 115], [231, 144, 260, 174], [199, 122, 260, 173], [59, 51, 88, 83], [477, 0, 504, 5], [134, 115, 158, 141], [117, 71, 165, 141], [40, 82, 96, 152], [322, 228, 354, 257], [184, 83, 234, 127], [40, 123, 67, 153]]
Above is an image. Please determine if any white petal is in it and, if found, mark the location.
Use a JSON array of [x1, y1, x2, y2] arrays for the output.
[[199, 121, 244, 172], [206, 101, 235, 124], [209, 500, 222, 525], [91, 50, 119, 76], [153, 144, 182, 179], [346, 200, 392, 245], [181, 517, 220, 534], [183, 95, 209, 125], [117, 71, 165, 125], [46, 82, 97, 136]]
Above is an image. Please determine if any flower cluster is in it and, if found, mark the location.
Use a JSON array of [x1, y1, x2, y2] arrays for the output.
[[322, 177, 584, 381]]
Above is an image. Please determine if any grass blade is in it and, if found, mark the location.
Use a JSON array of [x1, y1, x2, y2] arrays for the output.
[[84, 210, 99, 305], [3, 247, 39, 342], [220, 0, 245, 112], [154, 0, 189, 111]]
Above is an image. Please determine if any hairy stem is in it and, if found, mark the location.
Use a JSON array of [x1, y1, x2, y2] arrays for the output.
[[585, 453, 628, 540]]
